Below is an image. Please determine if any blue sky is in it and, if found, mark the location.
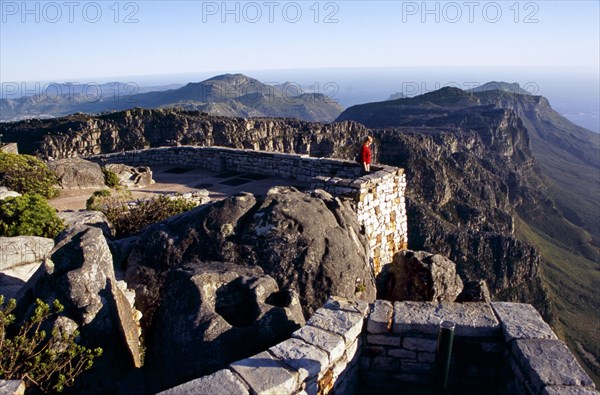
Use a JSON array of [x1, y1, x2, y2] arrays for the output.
[[1, 0, 599, 82]]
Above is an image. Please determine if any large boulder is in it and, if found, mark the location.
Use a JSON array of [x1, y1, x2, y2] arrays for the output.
[[383, 250, 464, 302], [47, 158, 106, 189], [16, 225, 142, 392], [142, 262, 305, 392], [126, 187, 375, 317], [105, 164, 154, 188]]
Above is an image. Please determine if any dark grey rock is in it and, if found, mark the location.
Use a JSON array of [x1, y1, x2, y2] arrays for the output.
[[127, 187, 376, 317], [143, 262, 305, 392], [384, 250, 463, 303]]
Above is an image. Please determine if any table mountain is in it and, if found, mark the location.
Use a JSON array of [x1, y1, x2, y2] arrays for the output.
[[0, 74, 343, 123]]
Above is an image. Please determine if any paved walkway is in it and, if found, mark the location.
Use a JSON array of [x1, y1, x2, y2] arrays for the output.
[[49, 165, 307, 211]]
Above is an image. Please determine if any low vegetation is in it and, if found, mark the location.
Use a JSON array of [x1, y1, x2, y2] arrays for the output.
[[87, 189, 197, 238], [0, 194, 64, 238], [102, 168, 120, 188], [0, 152, 58, 199], [0, 296, 103, 393]]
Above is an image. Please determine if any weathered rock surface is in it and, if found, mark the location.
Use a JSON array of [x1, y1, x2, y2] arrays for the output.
[[0, 186, 21, 200], [127, 187, 376, 318], [383, 250, 463, 303], [143, 262, 305, 392], [47, 158, 105, 189], [0, 236, 54, 274], [0, 236, 54, 299], [104, 163, 154, 188], [15, 225, 142, 391], [57, 210, 115, 238]]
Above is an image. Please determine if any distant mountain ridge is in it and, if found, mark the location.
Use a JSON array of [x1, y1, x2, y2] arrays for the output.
[[0, 74, 343, 123]]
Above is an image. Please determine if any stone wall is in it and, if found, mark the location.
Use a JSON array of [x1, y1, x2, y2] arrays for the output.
[[0, 143, 19, 154], [157, 299, 597, 395], [158, 297, 368, 395], [363, 301, 597, 394], [87, 146, 408, 275]]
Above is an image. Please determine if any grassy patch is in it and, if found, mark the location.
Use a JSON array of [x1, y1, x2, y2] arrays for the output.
[[515, 216, 600, 385]]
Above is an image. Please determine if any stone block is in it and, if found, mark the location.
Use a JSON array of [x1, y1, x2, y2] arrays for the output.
[[292, 325, 346, 364], [270, 338, 329, 382], [157, 369, 249, 395], [367, 300, 393, 334], [393, 302, 500, 337], [387, 348, 417, 359], [323, 296, 369, 316], [229, 351, 299, 395], [372, 356, 400, 371], [306, 308, 364, 346], [492, 302, 558, 341], [402, 337, 437, 352], [367, 334, 402, 347], [512, 339, 594, 390], [417, 352, 436, 363]]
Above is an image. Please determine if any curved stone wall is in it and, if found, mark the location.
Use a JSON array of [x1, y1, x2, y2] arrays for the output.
[[88, 146, 408, 274], [159, 299, 597, 395]]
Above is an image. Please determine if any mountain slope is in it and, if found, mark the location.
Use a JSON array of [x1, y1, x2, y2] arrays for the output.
[[336, 85, 600, 384], [0, 74, 343, 123]]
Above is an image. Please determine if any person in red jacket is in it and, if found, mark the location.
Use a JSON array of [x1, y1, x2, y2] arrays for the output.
[[360, 136, 373, 173]]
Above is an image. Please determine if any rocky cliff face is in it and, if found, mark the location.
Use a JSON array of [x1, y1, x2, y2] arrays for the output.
[[1, 106, 550, 316], [0, 108, 368, 160]]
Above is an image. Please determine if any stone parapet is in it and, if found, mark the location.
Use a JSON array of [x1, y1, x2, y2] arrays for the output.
[[88, 146, 408, 274], [157, 296, 368, 395]]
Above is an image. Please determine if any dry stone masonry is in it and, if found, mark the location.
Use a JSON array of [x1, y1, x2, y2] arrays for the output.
[[158, 298, 597, 394], [88, 146, 408, 274]]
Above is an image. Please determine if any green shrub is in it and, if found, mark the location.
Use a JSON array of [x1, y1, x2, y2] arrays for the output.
[[86, 189, 197, 238], [0, 152, 58, 199], [0, 296, 103, 393], [0, 194, 64, 238], [102, 168, 120, 188]]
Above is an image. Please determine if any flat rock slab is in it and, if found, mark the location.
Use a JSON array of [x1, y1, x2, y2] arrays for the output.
[[230, 351, 299, 395], [306, 308, 365, 346], [492, 302, 557, 341], [292, 325, 346, 364], [512, 339, 594, 390], [367, 300, 393, 334], [393, 302, 500, 337], [542, 386, 599, 395], [323, 296, 370, 316], [157, 369, 249, 395], [0, 236, 54, 272], [269, 338, 329, 381]]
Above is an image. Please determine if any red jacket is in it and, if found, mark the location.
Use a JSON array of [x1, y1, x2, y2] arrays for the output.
[[360, 144, 372, 165]]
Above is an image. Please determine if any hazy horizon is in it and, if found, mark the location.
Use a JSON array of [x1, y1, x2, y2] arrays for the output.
[[2, 66, 598, 132]]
